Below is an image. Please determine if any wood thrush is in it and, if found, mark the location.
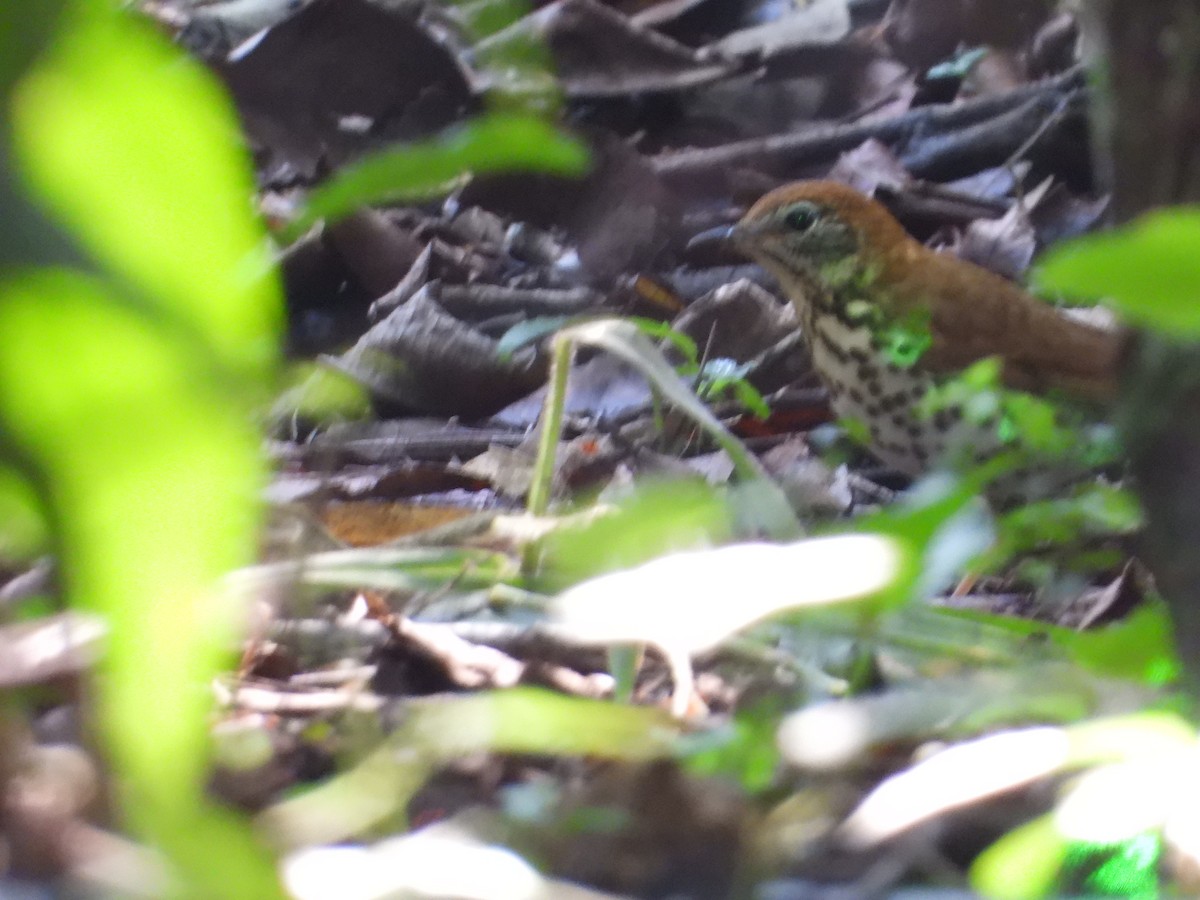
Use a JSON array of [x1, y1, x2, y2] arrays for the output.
[[702, 181, 1127, 487]]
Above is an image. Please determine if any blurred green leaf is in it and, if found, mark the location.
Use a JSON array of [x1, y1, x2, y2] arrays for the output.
[[11, 6, 281, 381], [989, 483, 1142, 566], [451, 0, 532, 40], [0, 464, 49, 561], [922, 357, 1003, 420], [0, 270, 279, 897], [880, 307, 933, 368], [1055, 602, 1181, 685], [4, 4, 284, 894], [628, 318, 700, 367], [537, 479, 734, 593], [972, 814, 1068, 900], [469, 687, 678, 756], [289, 114, 589, 237], [972, 714, 1193, 898], [874, 603, 1060, 668], [270, 362, 371, 427], [682, 696, 785, 792], [1036, 208, 1200, 335], [1062, 711, 1196, 768], [0, 0, 69, 96], [731, 376, 770, 418], [1063, 833, 1161, 899], [467, 4, 560, 112], [910, 600, 1181, 688], [852, 471, 994, 609], [698, 358, 770, 419], [261, 688, 678, 848], [923, 357, 1106, 462]]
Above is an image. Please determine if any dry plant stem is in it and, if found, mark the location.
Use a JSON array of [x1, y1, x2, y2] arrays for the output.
[[654, 68, 1084, 184]]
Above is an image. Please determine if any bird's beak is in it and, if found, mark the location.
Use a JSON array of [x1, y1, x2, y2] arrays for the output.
[[691, 224, 734, 255], [687, 222, 757, 254], [691, 218, 772, 256]]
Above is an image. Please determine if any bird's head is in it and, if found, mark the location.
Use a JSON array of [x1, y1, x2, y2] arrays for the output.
[[713, 181, 914, 294]]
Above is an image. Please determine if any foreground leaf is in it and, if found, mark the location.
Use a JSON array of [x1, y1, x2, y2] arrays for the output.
[[289, 114, 590, 237], [12, 6, 280, 380], [0, 271, 278, 897], [1036, 208, 1200, 335]]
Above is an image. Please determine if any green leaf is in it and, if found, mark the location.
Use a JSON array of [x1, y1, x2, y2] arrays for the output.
[[5, 7, 284, 894], [1064, 832, 1162, 899], [0, 464, 49, 561], [927, 46, 989, 81], [289, 114, 590, 237], [1054, 602, 1181, 685], [260, 688, 678, 848], [731, 377, 770, 419], [452, 0, 534, 40], [972, 814, 1068, 900], [497, 314, 579, 358], [1036, 208, 1200, 335], [11, 7, 281, 380], [553, 318, 799, 537], [0, 0, 69, 96], [537, 479, 734, 592], [880, 307, 933, 368], [682, 696, 786, 792], [270, 362, 371, 426], [989, 483, 1143, 568], [851, 471, 995, 609], [0, 270, 279, 897], [628, 318, 700, 366]]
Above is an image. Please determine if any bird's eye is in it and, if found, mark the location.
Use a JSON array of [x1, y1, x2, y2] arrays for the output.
[[783, 206, 819, 232]]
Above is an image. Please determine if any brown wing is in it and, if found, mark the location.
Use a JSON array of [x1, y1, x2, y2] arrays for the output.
[[893, 251, 1127, 403]]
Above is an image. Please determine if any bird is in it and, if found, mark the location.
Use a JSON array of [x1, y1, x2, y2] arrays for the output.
[[699, 180, 1127, 489]]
